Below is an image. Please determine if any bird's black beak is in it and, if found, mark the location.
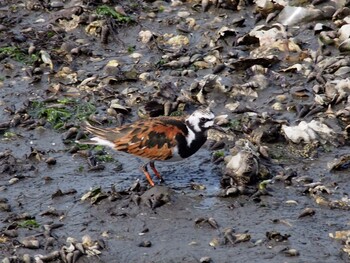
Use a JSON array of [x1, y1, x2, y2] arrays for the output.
[[208, 115, 226, 132], [210, 124, 226, 133]]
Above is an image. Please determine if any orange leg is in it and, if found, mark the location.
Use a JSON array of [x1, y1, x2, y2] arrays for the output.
[[150, 161, 164, 183], [140, 164, 155, 187]]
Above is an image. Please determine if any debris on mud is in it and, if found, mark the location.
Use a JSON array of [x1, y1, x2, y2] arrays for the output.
[[80, 182, 173, 210], [2, 0, 350, 261], [328, 154, 350, 171], [195, 217, 219, 229]]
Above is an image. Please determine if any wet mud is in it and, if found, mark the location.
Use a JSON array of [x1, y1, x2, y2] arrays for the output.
[[1, 0, 350, 262]]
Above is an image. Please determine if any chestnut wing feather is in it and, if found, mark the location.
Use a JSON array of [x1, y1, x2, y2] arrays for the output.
[[113, 117, 188, 160]]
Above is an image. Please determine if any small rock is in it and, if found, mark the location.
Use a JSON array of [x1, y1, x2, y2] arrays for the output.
[[234, 233, 251, 243], [0, 25, 7, 32], [8, 178, 19, 185], [0, 203, 11, 212], [339, 39, 350, 52], [50, 1, 64, 8], [52, 189, 64, 198], [22, 254, 32, 263], [45, 157, 57, 165], [283, 248, 300, 257], [177, 11, 190, 18], [207, 217, 219, 229], [266, 231, 290, 242], [209, 237, 224, 247], [298, 207, 316, 218], [200, 256, 212, 263], [21, 238, 40, 249], [138, 240, 152, 247], [3, 229, 18, 237]]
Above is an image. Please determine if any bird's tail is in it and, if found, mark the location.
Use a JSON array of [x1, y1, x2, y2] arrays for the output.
[[81, 121, 109, 138], [75, 121, 117, 149]]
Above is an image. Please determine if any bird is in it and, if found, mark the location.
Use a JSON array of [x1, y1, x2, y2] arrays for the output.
[[76, 107, 224, 186]]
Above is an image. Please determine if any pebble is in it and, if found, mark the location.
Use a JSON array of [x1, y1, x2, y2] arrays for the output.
[[138, 240, 152, 247], [200, 256, 212, 263], [8, 178, 19, 185], [177, 11, 190, 18], [50, 1, 64, 8], [45, 157, 57, 165]]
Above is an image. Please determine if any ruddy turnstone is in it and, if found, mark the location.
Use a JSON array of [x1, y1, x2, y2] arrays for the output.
[[77, 107, 223, 186]]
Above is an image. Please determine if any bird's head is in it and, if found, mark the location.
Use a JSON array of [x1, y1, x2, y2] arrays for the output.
[[186, 107, 224, 133]]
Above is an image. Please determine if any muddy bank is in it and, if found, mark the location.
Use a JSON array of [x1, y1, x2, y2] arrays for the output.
[[2, 0, 350, 262]]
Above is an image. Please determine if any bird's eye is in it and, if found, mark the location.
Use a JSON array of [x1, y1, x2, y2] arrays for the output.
[[200, 117, 206, 122]]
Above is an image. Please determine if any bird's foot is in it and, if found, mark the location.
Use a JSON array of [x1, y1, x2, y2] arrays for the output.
[[149, 161, 164, 183]]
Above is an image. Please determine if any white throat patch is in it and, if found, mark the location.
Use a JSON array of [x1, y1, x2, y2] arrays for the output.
[[185, 127, 196, 147], [186, 115, 201, 132]]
